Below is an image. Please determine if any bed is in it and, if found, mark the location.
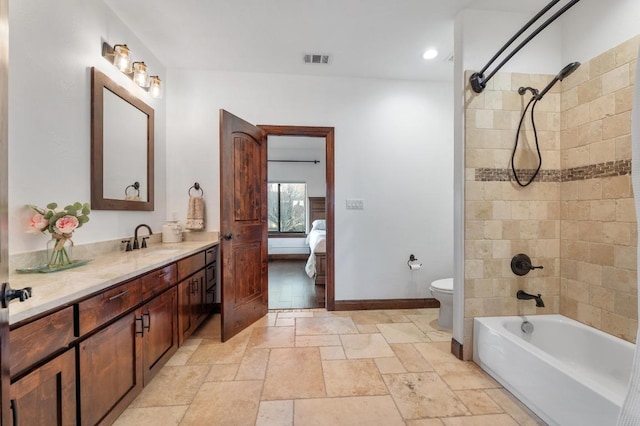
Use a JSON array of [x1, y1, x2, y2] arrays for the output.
[[305, 197, 326, 285]]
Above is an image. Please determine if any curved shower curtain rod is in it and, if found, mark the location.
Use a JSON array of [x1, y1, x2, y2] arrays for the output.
[[469, 0, 582, 94]]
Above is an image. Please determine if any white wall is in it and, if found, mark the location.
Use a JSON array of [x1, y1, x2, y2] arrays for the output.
[[561, 0, 640, 63], [8, 0, 166, 254], [166, 70, 454, 300]]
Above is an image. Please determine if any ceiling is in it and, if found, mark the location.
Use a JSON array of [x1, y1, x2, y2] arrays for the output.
[[104, 0, 554, 82]]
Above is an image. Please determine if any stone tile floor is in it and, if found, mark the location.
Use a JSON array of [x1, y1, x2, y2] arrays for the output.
[[114, 308, 546, 425]]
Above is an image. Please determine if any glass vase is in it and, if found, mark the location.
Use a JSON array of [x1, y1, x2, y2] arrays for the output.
[[46, 235, 74, 268]]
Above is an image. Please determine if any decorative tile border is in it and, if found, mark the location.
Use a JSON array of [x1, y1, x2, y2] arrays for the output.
[[474, 159, 631, 183]]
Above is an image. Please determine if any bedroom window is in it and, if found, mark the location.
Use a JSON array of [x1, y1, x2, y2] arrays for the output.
[[268, 183, 306, 233]]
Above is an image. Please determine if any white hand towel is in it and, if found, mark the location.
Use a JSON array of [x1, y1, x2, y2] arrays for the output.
[[185, 195, 205, 230]]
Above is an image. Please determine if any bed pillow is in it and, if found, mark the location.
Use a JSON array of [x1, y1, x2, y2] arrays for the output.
[[311, 219, 326, 230]]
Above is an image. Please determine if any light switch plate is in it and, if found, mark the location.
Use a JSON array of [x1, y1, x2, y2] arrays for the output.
[[346, 199, 364, 210]]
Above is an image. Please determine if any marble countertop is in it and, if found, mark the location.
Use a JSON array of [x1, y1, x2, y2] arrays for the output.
[[7, 240, 218, 325]]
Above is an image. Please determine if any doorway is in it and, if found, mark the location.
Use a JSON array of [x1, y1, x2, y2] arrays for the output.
[[258, 125, 335, 310], [267, 136, 326, 309]]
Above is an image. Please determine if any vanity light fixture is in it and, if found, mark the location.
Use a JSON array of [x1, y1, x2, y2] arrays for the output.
[[113, 44, 132, 72], [132, 61, 149, 87], [148, 76, 162, 98], [101, 41, 163, 98]]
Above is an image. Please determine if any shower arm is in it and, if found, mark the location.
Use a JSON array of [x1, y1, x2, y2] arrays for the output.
[[469, 0, 581, 94]]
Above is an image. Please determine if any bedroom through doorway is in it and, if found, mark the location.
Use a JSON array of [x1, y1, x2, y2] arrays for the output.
[[266, 135, 327, 309]]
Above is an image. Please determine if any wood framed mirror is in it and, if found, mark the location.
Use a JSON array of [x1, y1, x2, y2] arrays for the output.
[[90, 67, 154, 211]]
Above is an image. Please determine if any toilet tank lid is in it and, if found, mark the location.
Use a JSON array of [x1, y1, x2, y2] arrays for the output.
[[431, 278, 453, 291]]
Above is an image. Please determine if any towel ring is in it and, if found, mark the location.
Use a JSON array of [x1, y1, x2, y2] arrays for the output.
[[188, 182, 204, 197], [125, 182, 140, 198]]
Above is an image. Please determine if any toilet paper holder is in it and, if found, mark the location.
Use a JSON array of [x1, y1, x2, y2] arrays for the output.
[[407, 254, 422, 270]]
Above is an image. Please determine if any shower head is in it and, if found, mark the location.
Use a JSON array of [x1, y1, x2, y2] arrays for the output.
[[557, 61, 581, 80], [536, 61, 581, 100]]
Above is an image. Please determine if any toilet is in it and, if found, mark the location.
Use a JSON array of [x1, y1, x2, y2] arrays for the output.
[[430, 278, 453, 329]]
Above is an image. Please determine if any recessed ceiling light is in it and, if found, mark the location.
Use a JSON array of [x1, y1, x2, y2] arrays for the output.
[[422, 49, 438, 60]]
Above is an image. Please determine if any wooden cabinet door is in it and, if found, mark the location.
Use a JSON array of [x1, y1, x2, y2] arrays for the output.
[[78, 311, 143, 426], [143, 287, 178, 385], [10, 349, 76, 426], [178, 279, 193, 345], [192, 269, 207, 329]]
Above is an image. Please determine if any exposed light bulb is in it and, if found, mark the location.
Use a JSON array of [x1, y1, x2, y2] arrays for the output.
[[113, 44, 131, 72], [148, 76, 162, 98], [422, 49, 438, 60], [132, 62, 149, 87]]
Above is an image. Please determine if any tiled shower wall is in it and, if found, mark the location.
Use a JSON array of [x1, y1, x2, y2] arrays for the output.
[[559, 36, 639, 343], [464, 71, 561, 359], [463, 35, 640, 359]]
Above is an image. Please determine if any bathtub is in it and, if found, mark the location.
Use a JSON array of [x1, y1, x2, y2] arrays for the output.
[[473, 315, 635, 426]]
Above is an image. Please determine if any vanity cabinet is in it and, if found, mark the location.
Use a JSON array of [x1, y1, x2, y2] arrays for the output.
[[8, 243, 217, 426]]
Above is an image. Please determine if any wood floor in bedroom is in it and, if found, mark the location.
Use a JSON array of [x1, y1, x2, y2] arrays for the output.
[[268, 259, 325, 309]]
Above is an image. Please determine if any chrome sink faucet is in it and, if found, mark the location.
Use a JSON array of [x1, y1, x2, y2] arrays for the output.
[[133, 224, 153, 250]]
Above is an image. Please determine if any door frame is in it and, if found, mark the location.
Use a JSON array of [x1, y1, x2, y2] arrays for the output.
[[258, 125, 335, 311]]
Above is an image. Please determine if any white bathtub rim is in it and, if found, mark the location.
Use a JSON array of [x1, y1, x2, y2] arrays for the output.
[[474, 314, 633, 407]]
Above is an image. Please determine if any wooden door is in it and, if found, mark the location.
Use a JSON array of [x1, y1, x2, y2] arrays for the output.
[[0, 0, 9, 422], [142, 287, 178, 385], [220, 110, 268, 341]]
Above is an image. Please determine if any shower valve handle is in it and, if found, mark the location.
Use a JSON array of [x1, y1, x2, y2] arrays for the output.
[[511, 254, 543, 276]]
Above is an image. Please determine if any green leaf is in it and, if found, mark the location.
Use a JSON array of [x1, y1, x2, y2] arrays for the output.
[[82, 207, 90, 215], [44, 211, 53, 219], [73, 202, 82, 210], [78, 216, 89, 224], [46, 202, 57, 210]]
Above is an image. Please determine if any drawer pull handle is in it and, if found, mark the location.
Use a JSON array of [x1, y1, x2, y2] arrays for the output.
[[157, 272, 169, 279], [108, 289, 130, 301], [143, 310, 151, 332], [10, 399, 17, 426], [135, 315, 144, 336]]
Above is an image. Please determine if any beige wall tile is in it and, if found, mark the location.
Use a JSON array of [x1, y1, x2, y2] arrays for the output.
[[590, 49, 616, 78], [603, 111, 632, 139], [578, 77, 603, 104], [615, 86, 634, 114], [615, 35, 640, 65], [616, 134, 632, 160], [602, 64, 630, 95]]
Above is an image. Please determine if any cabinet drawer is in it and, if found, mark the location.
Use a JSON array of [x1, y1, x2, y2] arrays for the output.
[[205, 245, 218, 265], [177, 251, 206, 281], [77, 278, 142, 336], [10, 306, 75, 378], [205, 262, 216, 290], [141, 263, 177, 300]]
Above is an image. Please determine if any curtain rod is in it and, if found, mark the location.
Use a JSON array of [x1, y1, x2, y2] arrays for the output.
[[268, 160, 320, 164]]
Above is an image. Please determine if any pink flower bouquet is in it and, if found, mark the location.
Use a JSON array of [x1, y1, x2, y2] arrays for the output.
[[28, 202, 90, 267]]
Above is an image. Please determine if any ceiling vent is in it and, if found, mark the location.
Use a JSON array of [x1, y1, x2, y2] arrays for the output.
[[304, 54, 330, 65]]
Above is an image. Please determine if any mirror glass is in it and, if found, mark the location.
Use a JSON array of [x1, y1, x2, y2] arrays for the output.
[[91, 67, 154, 211]]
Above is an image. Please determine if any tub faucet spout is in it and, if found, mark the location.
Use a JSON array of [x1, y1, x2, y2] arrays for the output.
[[516, 290, 545, 308]]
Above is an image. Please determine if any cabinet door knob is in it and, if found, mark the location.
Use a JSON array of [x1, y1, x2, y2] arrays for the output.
[[223, 233, 233, 240]]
